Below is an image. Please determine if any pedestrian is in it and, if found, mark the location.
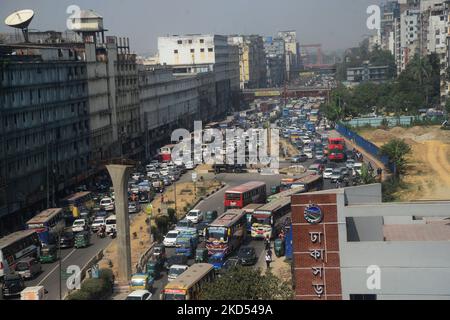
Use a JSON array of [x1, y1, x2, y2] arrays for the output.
[[264, 235, 271, 250], [265, 251, 272, 269]]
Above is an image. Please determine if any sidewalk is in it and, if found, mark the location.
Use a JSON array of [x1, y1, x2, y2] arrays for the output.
[[331, 130, 389, 182]]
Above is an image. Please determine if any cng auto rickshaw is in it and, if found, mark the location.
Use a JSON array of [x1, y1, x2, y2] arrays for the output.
[[274, 238, 285, 257], [74, 231, 91, 248], [130, 273, 154, 291], [195, 248, 209, 263], [39, 245, 58, 263], [146, 259, 163, 279]]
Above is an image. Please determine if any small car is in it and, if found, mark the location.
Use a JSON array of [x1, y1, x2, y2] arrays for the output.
[[165, 254, 188, 270], [163, 230, 180, 247], [1, 274, 25, 298], [128, 201, 141, 214], [126, 290, 152, 300], [186, 210, 203, 224], [59, 231, 75, 248], [323, 168, 334, 179], [72, 219, 88, 233], [168, 264, 188, 282], [237, 246, 258, 266], [15, 257, 42, 279], [91, 217, 106, 233]]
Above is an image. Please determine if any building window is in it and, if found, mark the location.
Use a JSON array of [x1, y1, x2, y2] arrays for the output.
[[208, 48, 213, 52], [174, 50, 178, 54], [188, 40, 192, 44], [200, 48, 205, 53], [177, 40, 182, 44], [190, 49, 195, 53], [200, 39, 204, 43]]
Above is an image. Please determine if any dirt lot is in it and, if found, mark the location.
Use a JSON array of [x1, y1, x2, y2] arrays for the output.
[[359, 126, 450, 201]]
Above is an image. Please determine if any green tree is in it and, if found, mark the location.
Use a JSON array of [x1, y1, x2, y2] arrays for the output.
[[200, 266, 293, 300], [360, 163, 377, 184], [379, 139, 411, 176]]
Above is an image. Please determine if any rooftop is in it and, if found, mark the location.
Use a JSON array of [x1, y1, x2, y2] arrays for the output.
[[383, 220, 450, 241]]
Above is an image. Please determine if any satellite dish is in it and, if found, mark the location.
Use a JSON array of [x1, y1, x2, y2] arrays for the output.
[[4, 9, 35, 42]]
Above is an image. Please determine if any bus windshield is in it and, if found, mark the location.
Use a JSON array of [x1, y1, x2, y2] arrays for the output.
[[164, 293, 186, 300], [225, 193, 241, 201], [207, 226, 227, 241]]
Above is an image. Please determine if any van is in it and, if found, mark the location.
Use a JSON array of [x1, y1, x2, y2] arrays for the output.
[[100, 197, 114, 211], [15, 257, 42, 280], [105, 215, 117, 233]]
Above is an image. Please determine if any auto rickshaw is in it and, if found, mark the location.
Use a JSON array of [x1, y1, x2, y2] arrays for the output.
[[274, 238, 285, 257], [74, 231, 91, 248], [152, 244, 166, 262], [195, 248, 208, 263], [39, 245, 58, 263], [146, 259, 163, 279], [130, 273, 154, 291]]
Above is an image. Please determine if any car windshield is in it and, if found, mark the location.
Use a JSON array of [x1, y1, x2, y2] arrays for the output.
[[73, 220, 84, 226], [332, 169, 341, 174], [126, 296, 143, 301], [177, 220, 192, 228], [187, 211, 199, 217], [15, 262, 29, 271], [166, 232, 178, 239], [225, 193, 241, 200], [106, 219, 116, 225], [131, 279, 145, 286], [94, 218, 104, 224], [5, 278, 22, 286]]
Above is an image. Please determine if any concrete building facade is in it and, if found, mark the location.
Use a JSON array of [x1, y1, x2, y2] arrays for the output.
[[291, 184, 450, 300], [277, 30, 299, 81], [158, 34, 240, 115]]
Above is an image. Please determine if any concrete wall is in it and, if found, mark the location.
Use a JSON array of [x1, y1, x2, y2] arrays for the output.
[[340, 241, 450, 299]]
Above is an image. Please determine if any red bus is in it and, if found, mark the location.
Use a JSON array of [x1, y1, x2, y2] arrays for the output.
[[159, 144, 176, 162], [327, 137, 345, 161], [224, 181, 267, 210]]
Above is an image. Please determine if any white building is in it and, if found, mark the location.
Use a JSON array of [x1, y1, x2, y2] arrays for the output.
[[158, 34, 240, 115], [277, 30, 299, 81]]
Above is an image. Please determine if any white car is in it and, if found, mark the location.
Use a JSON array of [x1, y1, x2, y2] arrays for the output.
[[91, 217, 106, 232], [323, 168, 334, 179], [100, 197, 114, 211], [125, 290, 152, 301], [353, 162, 363, 176], [304, 150, 313, 159], [185, 161, 195, 170], [186, 209, 203, 224], [168, 265, 189, 282], [163, 230, 180, 247], [72, 219, 88, 233], [131, 173, 140, 181], [346, 159, 355, 169], [105, 215, 117, 234]]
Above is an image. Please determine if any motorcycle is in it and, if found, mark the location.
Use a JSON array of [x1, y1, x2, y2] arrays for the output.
[[108, 228, 117, 239], [97, 228, 106, 238]]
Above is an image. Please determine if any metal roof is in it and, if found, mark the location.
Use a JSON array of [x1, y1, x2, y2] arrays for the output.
[[164, 263, 214, 290], [0, 229, 37, 249], [225, 181, 266, 194], [210, 210, 245, 228], [26, 208, 63, 225]]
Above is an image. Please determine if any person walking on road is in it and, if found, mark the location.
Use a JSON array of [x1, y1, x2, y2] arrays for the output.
[[265, 251, 272, 269], [264, 235, 271, 251]]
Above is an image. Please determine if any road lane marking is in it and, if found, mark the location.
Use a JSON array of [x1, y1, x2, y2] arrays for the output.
[[37, 248, 76, 286]]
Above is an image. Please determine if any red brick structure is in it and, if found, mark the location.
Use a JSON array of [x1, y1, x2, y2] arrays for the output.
[[291, 192, 342, 300]]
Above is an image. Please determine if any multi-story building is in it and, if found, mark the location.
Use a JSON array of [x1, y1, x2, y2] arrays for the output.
[[158, 34, 240, 115], [346, 62, 391, 83], [0, 44, 91, 233], [263, 36, 286, 87], [277, 30, 299, 81], [228, 35, 267, 89], [380, 1, 401, 54], [138, 65, 201, 159]]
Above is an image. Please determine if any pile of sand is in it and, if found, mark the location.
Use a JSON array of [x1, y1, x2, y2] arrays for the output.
[[390, 127, 406, 136], [370, 129, 392, 143]]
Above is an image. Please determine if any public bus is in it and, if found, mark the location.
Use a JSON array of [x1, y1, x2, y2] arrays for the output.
[[291, 174, 324, 192], [267, 186, 305, 203], [159, 144, 176, 162], [242, 204, 264, 233], [251, 197, 291, 240], [59, 191, 93, 224], [280, 178, 297, 192], [26, 208, 65, 245], [161, 263, 215, 300], [224, 181, 266, 210], [328, 137, 346, 161], [0, 230, 41, 280], [205, 209, 247, 255]]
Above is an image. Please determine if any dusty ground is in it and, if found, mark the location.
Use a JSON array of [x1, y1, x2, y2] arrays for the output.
[[98, 172, 222, 281], [280, 138, 299, 159], [270, 255, 292, 285], [359, 126, 450, 201]]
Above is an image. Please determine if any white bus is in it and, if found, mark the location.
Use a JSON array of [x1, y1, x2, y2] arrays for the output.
[[0, 230, 41, 279]]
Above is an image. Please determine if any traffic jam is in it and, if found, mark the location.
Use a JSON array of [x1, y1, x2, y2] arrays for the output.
[[0, 96, 377, 300]]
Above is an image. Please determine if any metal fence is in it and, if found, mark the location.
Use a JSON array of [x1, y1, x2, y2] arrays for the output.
[[335, 123, 397, 174]]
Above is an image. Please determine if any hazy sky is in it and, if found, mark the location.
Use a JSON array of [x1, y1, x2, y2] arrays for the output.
[[1, 0, 381, 55]]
